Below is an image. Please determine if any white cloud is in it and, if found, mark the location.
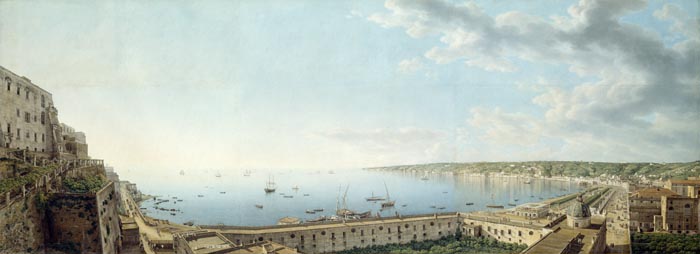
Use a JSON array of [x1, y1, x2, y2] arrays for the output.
[[371, 0, 700, 162], [397, 57, 424, 73]]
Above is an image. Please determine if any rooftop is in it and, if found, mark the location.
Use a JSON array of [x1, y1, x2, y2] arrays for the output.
[[523, 216, 605, 254], [176, 231, 297, 254], [668, 179, 700, 185], [631, 188, 680, 198], [516, 203, 549, 210]]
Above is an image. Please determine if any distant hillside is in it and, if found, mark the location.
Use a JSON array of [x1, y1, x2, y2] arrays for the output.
[[366, 161, 700, 180]]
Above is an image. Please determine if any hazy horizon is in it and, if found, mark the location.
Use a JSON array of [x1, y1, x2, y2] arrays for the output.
[[1, 0, 698, 173]]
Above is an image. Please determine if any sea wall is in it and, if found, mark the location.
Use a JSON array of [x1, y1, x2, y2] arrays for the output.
[[207, 213, 461, 254]]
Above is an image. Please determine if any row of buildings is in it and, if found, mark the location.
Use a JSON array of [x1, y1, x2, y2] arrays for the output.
[[0, 65, 88, 160], [629, 178, 700, 234]]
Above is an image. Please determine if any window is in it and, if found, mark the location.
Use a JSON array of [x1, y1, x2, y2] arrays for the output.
[[42, 134, 45, 142], [41, 112, 45, 125], [34, 133, 37, 142], [5, 78, 10, 91], [25, 112, 30, 123], [17, 85, 20, 95], [25, 90, 29, 100], [16, 129, 20, 140], [16, 109, 20, 117], [41, 95, 45, 107]]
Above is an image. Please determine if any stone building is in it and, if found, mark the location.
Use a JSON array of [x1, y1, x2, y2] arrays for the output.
[[205, 214, 461, 254], [660, 195, 700, 234], [522, 196, 607, 254], [0, 65, 89, 159], [665, 179, 700, 198], [629, 188, 680, 232], [461, 214, 546, 246], [567, 195, 591, 228], [511, 203, 549, 219], [174, 231, 298, 254]]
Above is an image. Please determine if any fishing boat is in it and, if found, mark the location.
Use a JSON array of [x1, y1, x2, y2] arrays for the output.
[[524, 179, 531, 184], [514, 198, 519, 201], [197, 195, 204, 198], [401, 204, 407, 207], [313, 208, 324, 212], [365, 191, 385, 201], [215, 171, 222, 177], [380, 182, 395, 208], [437, 206, 446, 210], [303, 194, 310, 196], [465, 202, 474, 205], [508, 203, 517, 206], [420, 173, 429, 181], [429, 205, 436, 208], [283, 195, 293, 198], [264, 176, 277, 193], [255, 204, 263, 209], [306, 216, 327, 223], [305, 210, 316, 214], [486, 194, 502, 209], [292, 185, 300, 190], [220, 192, 226, 194]]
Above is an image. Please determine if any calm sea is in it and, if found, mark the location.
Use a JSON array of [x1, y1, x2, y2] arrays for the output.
[[132, 169, 582, 226]]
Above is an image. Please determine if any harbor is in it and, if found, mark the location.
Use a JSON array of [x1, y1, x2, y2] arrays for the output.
[[134, 168, 583, 226]]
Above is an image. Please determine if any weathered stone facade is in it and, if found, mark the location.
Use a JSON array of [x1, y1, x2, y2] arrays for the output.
[[660, 195, 700, 234], [0, 65, 88, 160], [0, 66, 56, 153], [0, 192, 45, 254], [461, 215, 546, 246], [46, 181, 120, 254], [629, 187, 680, 232]]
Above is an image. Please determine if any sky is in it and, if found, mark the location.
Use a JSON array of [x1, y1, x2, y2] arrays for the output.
[[0, 0, 698, 173]]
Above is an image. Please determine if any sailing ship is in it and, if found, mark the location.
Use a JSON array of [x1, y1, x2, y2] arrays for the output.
[[215, 172, 222, 177], [380, 182, 395, 208], [179, 170, 185, 176], [365, 191, 385, 201], [243, 170, 251, 177], [264, 176, 277, 193], [292, 185, 299, 190], [336, 185, 371, 218], [255, 204, 263, 209]]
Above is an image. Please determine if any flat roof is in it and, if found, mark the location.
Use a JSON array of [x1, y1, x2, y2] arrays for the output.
[[206, 214, 459, 234], [517, 203, 549, 209]]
